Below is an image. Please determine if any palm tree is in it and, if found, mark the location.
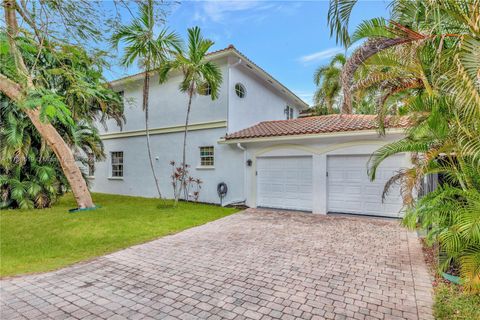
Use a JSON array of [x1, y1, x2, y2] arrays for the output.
[[327, 0, 480, 291], [313, 53, 345, 114], [1, 0, 95, 208], [111, 0, 181, 199], [159, 26, 223, 204]]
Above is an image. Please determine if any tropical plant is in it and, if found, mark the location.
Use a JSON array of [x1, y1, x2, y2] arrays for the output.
[[0, 28, 124, 209], [111, 0, 181, 199], [327, 0, 480, 291], [159, 26, 222, 204], [0, 0, 138, 208], [169, 161, 203, 202], [313, 53, 346, 113]]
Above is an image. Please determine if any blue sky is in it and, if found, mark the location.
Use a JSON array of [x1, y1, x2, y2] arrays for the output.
[[106, 0, 390, 105]]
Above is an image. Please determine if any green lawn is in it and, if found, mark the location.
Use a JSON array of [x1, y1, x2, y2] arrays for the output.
[[434, 283, 480, 320], [0, 193, 239, 277]]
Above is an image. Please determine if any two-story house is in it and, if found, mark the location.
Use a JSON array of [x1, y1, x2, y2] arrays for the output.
[[91, 45, 409, 218]]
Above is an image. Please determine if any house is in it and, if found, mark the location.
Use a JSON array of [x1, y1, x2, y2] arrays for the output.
[[91, 45, 409, 217]]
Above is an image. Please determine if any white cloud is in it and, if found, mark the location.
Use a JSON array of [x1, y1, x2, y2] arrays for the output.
[[298, 47, 344, 64], [202, 1, 261, 22], [192, 0, 288, 23]]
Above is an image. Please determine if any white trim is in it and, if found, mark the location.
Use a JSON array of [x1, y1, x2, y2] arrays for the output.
[[107, 177, 124, 180], [196, 166, 215, 170], [109, 47, 309, 110], [101, 120, 227, 140]]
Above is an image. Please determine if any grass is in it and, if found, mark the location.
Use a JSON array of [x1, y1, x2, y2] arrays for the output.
[[434, 283, 480, 320], [421, 240, 480, 319], [0, 193, 239, 277]]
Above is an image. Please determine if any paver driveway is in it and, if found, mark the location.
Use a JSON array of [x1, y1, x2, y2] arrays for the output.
[[1, 209, 433, 320]]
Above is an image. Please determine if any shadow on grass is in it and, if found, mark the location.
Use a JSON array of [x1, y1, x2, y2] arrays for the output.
[[156, 202, 177, 210]]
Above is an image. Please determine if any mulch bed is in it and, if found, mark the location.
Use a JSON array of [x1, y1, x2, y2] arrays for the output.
[[420, 238, 460, 288]]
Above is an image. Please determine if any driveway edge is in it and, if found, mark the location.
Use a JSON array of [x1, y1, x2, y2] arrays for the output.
[[407, 231, 434, 320]]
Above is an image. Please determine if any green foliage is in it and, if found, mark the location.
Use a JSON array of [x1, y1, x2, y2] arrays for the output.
[[313, 53, 345, 113], [0, 31, 124, 209], [0, 193, 239, 276], [158, 26, 223, 100], [0, 101, 66, 209], [404, 185, 480, 292], [21, 89, 74, 126], [110, 0, 181, 71], [328, 0, 480, 291]]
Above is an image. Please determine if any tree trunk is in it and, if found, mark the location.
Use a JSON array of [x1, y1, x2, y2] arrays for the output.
[[341, 37, 415, 114], [2, 0, 94, 208], [175, 89, 194, 205], [143, 72, 162, 199]]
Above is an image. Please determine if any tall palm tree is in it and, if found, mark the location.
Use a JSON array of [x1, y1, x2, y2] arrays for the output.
[[327, 0, 480, 291], [313, 53, 346, 114], [159, 26, 223, 204], [111, 0, 181, 199]]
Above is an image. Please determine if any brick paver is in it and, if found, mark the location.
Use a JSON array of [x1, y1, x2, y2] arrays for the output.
[[0, 209, 433, 319]]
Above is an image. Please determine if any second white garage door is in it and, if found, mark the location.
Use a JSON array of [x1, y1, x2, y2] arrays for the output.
[[257, 156, 313, 211], [327, 154, 405, 217]]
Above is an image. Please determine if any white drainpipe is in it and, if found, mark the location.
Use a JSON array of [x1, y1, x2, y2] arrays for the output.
[[230, 142, 247, 205]]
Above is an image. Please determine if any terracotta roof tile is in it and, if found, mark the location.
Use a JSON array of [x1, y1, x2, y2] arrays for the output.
[[225, 114, 409, 140]]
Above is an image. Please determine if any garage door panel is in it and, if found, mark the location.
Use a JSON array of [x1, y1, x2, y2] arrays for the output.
[[257, 156, 313, 212], [327, 155, 404, 217]]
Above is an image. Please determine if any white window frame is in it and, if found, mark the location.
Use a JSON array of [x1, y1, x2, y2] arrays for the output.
[[234, 83, 246, 98], [110, 151, 124, 179], [198, 146, 215, 169], [286, 106, 295, 120]]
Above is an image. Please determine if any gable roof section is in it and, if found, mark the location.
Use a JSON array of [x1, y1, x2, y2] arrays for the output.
[[109, 45, 309, 109], [224, 114, 409, 141]]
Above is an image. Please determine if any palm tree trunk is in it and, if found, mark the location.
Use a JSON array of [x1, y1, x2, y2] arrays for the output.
[[3, 0, 94, 208], [143, 72, 162, 199], [341, 37, 416, 114], [175, 88, 194, 205]]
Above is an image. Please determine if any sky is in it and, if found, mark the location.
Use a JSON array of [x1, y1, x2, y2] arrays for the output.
[[105, 0, 391, 105]]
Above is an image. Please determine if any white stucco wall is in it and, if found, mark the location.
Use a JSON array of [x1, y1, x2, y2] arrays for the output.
[[90, 127, 245, 205], [227, 61, 304, 133], [99, 59, 230, 135], [91, 52, 310, 203], [235, 132, 409, 214]]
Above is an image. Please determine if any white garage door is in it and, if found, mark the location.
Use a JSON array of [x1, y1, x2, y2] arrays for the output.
[[327, 154, 404, 217], [257, 156, 313, 211]]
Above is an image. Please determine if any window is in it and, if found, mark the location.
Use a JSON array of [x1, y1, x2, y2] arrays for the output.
[[87, 153, 95, 177], [285, 106, 294, 120], [234, 83, 246, 98], [200, 83, 212, 96], [200, 146, 214, 166], [111, 151, 124, 177]]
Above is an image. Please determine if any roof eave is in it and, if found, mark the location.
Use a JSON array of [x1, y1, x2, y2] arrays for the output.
[[109, 47, 309, 109], [219, 128, 405, 144]]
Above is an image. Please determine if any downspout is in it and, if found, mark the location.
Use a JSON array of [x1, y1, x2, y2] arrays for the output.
[[236, 143, 247, 204], [222, 142, 247, 207]]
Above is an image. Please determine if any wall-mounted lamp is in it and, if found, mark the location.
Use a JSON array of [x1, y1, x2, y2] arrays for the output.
[[246, 159, 252, 166]]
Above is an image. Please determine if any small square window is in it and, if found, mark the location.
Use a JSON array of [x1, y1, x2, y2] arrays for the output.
[[111, 151, 124, 177], [87, 153, 95, 177], [200, 146, 214, 166]]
